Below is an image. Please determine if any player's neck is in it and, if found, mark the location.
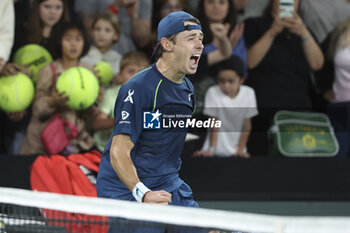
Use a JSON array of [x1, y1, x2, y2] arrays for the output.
[[156, 59, 184, 84]]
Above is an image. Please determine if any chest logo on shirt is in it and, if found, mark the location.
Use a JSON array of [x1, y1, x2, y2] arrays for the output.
[[143, 109, 162, 129], [121, 111, 129, 120], [124, 89, 134, 104], [188, 93, 193, 102]]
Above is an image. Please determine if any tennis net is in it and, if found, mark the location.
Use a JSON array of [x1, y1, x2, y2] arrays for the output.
[[1, 187, 350, 233]]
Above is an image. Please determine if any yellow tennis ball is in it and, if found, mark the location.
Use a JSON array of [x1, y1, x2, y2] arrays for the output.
[[56, 67, 100, 110], [95, 61, 114, 84], [0, 73, 35, 112], [14, 44, 53, 84]]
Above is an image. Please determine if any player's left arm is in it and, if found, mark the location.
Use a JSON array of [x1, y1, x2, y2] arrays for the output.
[[234, 118, 251, 158]]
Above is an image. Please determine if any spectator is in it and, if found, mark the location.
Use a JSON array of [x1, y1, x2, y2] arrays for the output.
[[196, 0, 247, 72], [193, 55, 258, 158], [152, 0, 188, 31], [12, 0, 70, 54], [0, 0, 14, 72], [324, 18, 350, 157], [81, 12, 122, 77], [0, 0, 21, 155], [190, 0, 244, 112], [146, 0, 188, 57], [18, 21, 97, 155], [75, 0, 153, 54], [244, 0, 324, 156], [93, 50, 150, 152], [0, 0, 70, 155]]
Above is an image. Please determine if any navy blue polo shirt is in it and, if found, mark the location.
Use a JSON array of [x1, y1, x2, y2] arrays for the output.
[[97, 63, 195, 200]]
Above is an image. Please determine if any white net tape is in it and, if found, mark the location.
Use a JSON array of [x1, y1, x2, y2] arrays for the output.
[[1, 187, 350, 233]]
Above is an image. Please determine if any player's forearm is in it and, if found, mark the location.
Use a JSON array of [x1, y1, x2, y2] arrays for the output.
[[112, 153, 139, 191], [110, 135, 139, 192]]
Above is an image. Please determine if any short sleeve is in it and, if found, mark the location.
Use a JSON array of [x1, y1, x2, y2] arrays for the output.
[[112, 83, 150, 144], [202, 86, 219, 118]]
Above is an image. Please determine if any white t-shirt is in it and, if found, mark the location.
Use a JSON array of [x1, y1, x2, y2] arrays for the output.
[[81, 46, 122, 75], [201, 85, 258, 157], [333, 46, 350, 103]]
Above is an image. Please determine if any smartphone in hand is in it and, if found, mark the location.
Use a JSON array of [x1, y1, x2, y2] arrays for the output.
[[279, 0, 295, 18]]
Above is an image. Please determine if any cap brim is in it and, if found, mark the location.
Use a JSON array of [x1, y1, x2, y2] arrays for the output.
[[150, 43, 160, 60]]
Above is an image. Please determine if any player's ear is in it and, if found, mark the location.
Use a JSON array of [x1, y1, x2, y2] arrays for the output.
[[160, 37, 174, 52]]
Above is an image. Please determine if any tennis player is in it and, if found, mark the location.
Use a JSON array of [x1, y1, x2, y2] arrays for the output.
[[96, 11, 206, 232]]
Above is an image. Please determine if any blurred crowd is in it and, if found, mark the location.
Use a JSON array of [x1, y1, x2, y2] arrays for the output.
[[1, 0, 350, 158]]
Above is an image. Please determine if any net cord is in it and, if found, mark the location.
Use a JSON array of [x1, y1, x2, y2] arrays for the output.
[[1, 187, 350, 233]]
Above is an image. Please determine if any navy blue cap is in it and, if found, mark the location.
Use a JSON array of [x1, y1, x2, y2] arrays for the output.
[[157, 11, 202, 42], [151, 11, 202, 60]]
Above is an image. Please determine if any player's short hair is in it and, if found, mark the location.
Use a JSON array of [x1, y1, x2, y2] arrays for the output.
[[91, 12, 120, 43], [120, 50, 151, 71]]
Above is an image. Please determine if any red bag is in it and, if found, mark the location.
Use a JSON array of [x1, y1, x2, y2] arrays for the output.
[[41, 114, 78, 154], [40, 63, 78, 154]]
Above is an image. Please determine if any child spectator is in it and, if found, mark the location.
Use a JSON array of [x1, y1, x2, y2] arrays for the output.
[[74, 0, 153, 54], [18, 21, 98, 155], [81, 12, 122, 77], [193, 55, 258, 158], [93, 50, 150, 152]]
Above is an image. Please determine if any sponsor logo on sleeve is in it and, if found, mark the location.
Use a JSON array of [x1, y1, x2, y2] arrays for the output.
[[124, 89, 134, 104]]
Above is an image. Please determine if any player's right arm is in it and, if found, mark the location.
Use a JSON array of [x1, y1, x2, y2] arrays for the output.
[[110, 133, 172, 204]]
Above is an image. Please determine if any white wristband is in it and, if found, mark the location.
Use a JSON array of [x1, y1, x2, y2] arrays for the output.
[[132, 182, 151, 203]]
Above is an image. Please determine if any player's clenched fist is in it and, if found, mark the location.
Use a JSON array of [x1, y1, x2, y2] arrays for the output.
[[143, 190, 172, 205]]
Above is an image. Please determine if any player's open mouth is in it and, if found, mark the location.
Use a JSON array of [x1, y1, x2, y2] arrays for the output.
[[189, 54, 200, 69]]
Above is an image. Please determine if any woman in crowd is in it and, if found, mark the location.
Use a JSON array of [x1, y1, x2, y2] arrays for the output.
[[13, 0, 70, 52], [244, 0, 324, 155], [196, 0, 247, 71]]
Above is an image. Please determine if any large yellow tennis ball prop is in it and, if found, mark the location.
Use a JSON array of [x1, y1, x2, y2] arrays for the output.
[[95, 61, 114, 84], [56, 67, 99, 110], [0, 73, 35, 112], [13, 44, 53, 84]]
